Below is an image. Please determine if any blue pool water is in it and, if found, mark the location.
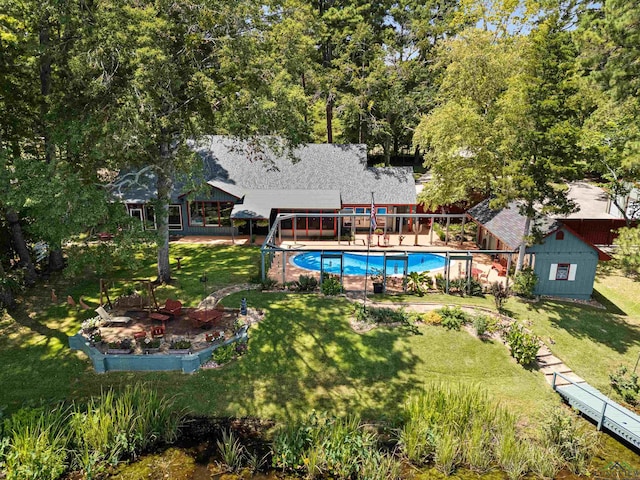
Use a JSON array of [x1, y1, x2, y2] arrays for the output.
[[291, 251, 446, 276]]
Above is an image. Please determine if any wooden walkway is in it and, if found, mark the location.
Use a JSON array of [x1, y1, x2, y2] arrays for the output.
[[552, 372, 640, 449]]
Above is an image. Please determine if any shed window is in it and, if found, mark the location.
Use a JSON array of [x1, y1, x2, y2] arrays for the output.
[[555, 231, 565, 240], [549, 263, 577, 281], [555, 264, 570, 280]]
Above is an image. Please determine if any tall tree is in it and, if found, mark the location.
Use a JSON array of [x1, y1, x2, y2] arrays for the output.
[[578, 0, 640, 224], [85, 0, 307, 283], [493, 15, 584, 270], [413, 29, 523, 209]]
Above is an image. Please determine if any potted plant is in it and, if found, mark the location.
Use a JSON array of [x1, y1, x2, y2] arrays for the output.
[[106, 337, 133, 354], [205, 331, 225, 343], [370, 268, 384, 294], [89, 330, 102, 346], [81, 316, 101, 334], [140, 337, 162, 353], [169, 339, 192, 354]]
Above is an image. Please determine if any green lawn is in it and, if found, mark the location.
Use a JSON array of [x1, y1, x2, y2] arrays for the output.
[[0, 291, 555, 422], [1, 247, 640, 465]]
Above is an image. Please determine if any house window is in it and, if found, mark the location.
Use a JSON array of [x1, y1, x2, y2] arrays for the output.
[[189, 201, 234, 227], [189, 202, 204, 226], [296, 214, 306, 231], [556, 231, 564, 240], [308, 215, 320, 230], [144, 205, 156, 230], [168, 205, 182, 230], [321, 212, 334, 231], [376, 207, 386, 226]]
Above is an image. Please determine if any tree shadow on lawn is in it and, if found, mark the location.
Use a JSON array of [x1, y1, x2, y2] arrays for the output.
[[222, 294, 421, 422], [0, 310, 94, 413], [524, 299, 640, 355]]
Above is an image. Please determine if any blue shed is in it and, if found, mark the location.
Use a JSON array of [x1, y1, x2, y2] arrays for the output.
[[468, 199, 611, 301]]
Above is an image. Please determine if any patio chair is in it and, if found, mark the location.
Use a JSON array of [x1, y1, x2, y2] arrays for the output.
[[151, 325, 165, 338], [159, 298, 182, 317], [95, 306, 132, 326]]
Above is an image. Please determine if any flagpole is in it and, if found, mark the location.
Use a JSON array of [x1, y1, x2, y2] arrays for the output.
[[363, 192, 374, 312]]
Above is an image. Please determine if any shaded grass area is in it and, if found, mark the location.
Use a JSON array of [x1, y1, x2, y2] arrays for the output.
[[1, 289, 553, 423]]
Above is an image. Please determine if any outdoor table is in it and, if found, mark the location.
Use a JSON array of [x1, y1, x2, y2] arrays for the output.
[[149, 312, 171, 328]]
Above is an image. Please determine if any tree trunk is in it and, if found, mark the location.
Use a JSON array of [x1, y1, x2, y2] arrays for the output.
[[0, 261, 16, 310], [5, 210, 37, 286], [516, 216, 531, 273], [48, 248, 65, 272], [155, 142, 174, 284], [326, 94, 333, 143], [39, 19, 55, 165]]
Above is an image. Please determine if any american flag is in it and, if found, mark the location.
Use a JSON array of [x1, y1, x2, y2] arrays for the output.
[[370, 198, 377, 231]]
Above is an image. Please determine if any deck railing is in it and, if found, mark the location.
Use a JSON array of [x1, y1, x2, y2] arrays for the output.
[[552, 371, 639, 433]]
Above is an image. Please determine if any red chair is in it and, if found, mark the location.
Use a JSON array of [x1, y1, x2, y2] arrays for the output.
[[151, 325, 165, 338], [159, 299, 182, 317]]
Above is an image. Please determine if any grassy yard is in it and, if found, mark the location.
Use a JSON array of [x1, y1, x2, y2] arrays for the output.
[[503, 271, 640, 395], [1, 245, 640, 467]]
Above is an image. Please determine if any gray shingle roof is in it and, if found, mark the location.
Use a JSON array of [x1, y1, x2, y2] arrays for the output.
[[192, 136, 416, 205], [467, 199, 561, 249], [114, 136, 416, 208]]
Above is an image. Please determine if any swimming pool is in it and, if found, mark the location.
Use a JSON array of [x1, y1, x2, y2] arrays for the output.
[[291, 251, 447, 276]]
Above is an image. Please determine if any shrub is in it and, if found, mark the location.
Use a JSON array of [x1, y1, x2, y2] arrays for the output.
[[609, 365, 640, 405], [438, 306, 469, 330], [259, 277, 277, 290], [217, 430, 245, 472], [169, 339, 191, 350], [422, 311, 442, 325], [271, 413, 381, 479], [432, 221, 446, 241], [538, 408, 598, 475], [4, 407, 69, 480], [407, 271, 429, 295], [449, 278, 467, 296], [295, 275, 318, 292], [108, 337, 133, 350], [505, 323, 539, 366], [473, 315, 488, 336], [140, 337, 161, 349], [321, 275, 342, 295], [490, 281, 510, 310], [212, 344, 236, 365], [512, 267, 538, 299], [434, 274, 446, 293]]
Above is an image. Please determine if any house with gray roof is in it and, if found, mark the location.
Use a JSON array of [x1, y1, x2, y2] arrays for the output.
[[467, 199, 610, 300], [116, 136, 417, 238]]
